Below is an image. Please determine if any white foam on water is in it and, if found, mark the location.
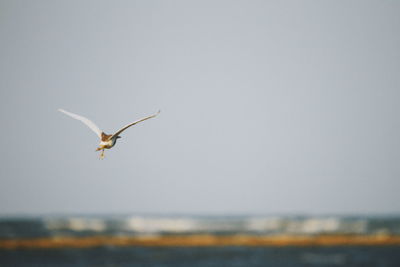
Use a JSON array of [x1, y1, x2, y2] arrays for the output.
[[245, 217, 283, 232], [124, 217, 197, 233], [41, 216, 372, 235], [45, 218, 107, 232], [299, 218, 340, 234], [285, 217, 368, 234]]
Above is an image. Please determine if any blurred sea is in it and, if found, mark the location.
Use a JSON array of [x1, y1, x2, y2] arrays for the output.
[[1, 215, 400, 266]]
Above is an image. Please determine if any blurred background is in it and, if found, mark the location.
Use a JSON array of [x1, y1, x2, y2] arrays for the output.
[[1, 0, 400, 266]]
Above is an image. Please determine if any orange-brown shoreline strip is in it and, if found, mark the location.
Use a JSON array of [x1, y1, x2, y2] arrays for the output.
[[1, 235, 400, 249]]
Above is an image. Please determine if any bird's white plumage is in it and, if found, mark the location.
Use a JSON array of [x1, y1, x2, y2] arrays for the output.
[[58, 109, 102, 139]]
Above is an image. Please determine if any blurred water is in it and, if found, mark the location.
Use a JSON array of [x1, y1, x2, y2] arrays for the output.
[[1, 215, 400, 266], [1, 246, 400, 267]]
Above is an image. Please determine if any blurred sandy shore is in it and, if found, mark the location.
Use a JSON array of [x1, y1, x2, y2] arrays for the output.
[[1, 234, 400, 249]]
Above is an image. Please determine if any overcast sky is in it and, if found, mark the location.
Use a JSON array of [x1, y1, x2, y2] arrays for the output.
[[0, 0, 399, 216]]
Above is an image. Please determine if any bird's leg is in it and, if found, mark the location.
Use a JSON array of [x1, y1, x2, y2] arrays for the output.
[[100, 149, 105, 159]]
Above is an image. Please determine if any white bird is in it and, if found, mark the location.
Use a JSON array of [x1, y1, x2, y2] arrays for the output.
[[58, 109, 160, 159]]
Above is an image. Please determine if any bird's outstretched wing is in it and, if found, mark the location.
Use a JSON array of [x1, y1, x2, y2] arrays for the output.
[[110, 110, 160, 139], [58, 109, 102, 139]]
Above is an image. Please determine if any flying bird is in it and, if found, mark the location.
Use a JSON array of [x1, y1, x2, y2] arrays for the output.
[[58, 109, 160, 159]]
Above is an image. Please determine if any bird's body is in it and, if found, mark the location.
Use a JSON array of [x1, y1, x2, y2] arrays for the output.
[[99, 139, 116, 149], [58, 109, 160, 159], [99, 132, 118, 149]]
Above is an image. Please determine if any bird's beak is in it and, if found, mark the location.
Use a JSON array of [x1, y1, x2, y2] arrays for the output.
[[96, 147, 102, 151]]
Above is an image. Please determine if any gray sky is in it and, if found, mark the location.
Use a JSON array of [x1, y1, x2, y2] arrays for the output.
[[1, 0, 399, 215]]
